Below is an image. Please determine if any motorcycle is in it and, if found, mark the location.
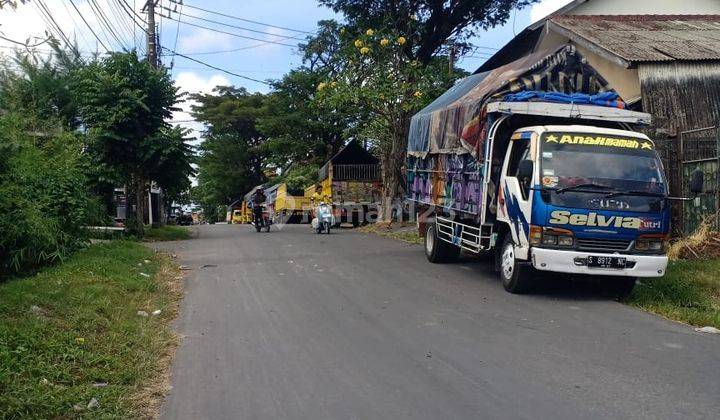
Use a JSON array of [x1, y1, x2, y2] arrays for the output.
[[312, 202, 333, 234], [253, 205, 272, 233]]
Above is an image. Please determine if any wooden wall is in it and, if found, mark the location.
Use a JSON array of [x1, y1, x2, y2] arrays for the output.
[[638, 62, 720, 232], [639, 62, 720, 137]]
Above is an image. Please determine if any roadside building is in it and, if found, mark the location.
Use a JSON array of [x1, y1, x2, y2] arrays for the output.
[[477, 0, 720, 231], [305, 140, 381, 226]]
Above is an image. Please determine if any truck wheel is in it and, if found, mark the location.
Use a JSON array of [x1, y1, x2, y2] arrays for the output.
[[424, 222, 460, 263], [500, 236, 533, 294], [609, 277, 636, 299]]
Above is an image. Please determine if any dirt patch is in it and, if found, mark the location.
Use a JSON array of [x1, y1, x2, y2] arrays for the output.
[[128, 252, 185, 419], [668, 217, 720, 261], [357, 222, 422, 244]]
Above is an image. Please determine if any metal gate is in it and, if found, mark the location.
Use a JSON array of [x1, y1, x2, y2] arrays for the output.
[[680, 126, 719, 234]]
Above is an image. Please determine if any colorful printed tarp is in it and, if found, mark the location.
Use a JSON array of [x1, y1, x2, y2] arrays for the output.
[[406, 154, 486, 215], [407, 44, 614, 159]]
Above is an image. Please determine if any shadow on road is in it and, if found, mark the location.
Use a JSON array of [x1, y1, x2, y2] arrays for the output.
[[457, 255, 625, 302]]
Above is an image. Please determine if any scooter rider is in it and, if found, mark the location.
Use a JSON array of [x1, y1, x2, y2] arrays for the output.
[[251, 187, 266, 225]]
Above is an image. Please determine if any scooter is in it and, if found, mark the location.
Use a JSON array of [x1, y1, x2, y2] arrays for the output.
[[312, 202, 333, 234]]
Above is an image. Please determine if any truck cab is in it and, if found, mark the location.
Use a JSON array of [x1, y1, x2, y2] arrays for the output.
[[496, 125, 669, 294]]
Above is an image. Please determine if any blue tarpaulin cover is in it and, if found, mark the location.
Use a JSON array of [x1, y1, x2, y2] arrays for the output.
[[503, 91, 625, 108]]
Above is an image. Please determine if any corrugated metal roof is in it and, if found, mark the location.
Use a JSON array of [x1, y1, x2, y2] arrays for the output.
[[551, 15, 720, 63]]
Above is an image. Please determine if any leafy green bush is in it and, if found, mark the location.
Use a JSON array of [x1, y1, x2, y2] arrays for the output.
[[0, 115, 99, 276]]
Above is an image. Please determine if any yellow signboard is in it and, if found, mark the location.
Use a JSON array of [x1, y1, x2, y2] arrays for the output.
[[545, 134, 653, 150]]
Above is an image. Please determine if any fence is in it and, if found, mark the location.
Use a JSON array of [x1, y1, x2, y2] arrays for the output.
[[332, 164, 381, 181], [680, 126, 719, 234]]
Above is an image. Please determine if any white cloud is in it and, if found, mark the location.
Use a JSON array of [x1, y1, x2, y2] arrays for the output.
[[0, 0, 143, 54], [530, 0, 574, 23], [172, 71, 231, 144], [177, 29, 235, 53]]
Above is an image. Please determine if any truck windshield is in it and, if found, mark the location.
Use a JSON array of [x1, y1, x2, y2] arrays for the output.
[[539, 132, 667, 212]]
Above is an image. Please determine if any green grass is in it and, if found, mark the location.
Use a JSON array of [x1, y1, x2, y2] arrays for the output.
[[0, 241, 182, 418], [143, 225, 192, 242], [627, 259, 720, 328], [384, 230, 423, 244]]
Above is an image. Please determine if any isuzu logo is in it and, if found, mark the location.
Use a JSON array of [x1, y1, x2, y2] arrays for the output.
[[549, 210, 660, 230]]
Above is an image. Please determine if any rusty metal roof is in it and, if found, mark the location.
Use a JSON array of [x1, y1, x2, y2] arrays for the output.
[[550, 15, 720, 64]]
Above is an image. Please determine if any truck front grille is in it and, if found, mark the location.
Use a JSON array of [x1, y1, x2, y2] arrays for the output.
[[576, 238, 632, 252]]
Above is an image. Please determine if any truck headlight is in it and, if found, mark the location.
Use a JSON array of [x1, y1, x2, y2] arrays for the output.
[[557, 236, 574, 246], [635, 235, 666, 251], [532, 226, 573, 247]]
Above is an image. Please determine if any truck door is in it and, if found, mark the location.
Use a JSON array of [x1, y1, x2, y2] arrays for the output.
[[497, 132, 536, 259]]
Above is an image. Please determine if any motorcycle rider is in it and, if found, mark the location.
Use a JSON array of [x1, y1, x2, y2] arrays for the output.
[[251, 186, 267, 226]]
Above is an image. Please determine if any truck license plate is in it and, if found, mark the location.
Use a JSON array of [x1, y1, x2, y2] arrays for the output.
[[587, 256, 626, 269]]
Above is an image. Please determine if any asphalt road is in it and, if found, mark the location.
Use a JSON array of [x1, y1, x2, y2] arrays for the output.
[[154, 224, 720, 420]]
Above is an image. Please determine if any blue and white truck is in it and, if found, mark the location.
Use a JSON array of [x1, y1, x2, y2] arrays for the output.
[[406, 46, 703, 295]]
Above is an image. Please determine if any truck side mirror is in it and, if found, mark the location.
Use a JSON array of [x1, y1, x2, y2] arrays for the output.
[[689, 170, 704, 195], [517, 159, 534, 184]]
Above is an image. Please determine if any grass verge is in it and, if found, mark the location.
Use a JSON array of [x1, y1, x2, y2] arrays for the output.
[[143, 225, 192, 242], [0, 241, 183, 418], [628, 259, 720, 329]]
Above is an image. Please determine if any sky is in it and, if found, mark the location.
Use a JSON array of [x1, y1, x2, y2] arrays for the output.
[[0, 0, 573, 138]]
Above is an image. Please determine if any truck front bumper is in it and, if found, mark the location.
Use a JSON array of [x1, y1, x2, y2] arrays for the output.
[[531, 248, 668, 278]]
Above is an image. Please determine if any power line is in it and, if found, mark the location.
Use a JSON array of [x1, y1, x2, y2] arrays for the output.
[[59, 0, 95, 51], [34, 0, 78, 54], [159, 5, 306, 42], [172, 66, 286, 73], [156, 13, 298, 48], [67, 0, 111, 51], [168, 0, 316, 35], [106, 0, 138, 48], [119, 0, 148, 26], [0, 44, 111, 56], [116, 0, 150, 56], [87, 0, 129, 49], [161, 46, 271, 85], [159, 42, 277, 56]]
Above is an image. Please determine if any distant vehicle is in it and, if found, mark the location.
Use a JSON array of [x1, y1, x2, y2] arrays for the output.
[[274, 183, 311, 224], [176, 214, 194, 226], [312, 202, 334, 234], [253, 205, 272, 233], [303, 140, 381, 227]]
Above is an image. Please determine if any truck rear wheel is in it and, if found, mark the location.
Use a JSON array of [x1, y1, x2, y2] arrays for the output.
[[500, 235, 533, 294], [425, 222, 460, 263]]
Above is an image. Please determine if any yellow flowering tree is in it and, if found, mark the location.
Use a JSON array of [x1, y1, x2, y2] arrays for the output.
[[316, 27, 466, 220]]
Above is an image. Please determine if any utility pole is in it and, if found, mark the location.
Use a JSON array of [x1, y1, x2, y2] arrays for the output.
[[145, 0, 158, 68]]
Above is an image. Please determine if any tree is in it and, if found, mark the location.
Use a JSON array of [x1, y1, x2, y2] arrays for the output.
[[0, 50, 104, 275], [310, 1, 537, 220], [257, 68, 348, 171], [316, 27, 466, 219], [191, 87, 268, 214], [319, 0, 537, 64], [73, 52, 189, 235]]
